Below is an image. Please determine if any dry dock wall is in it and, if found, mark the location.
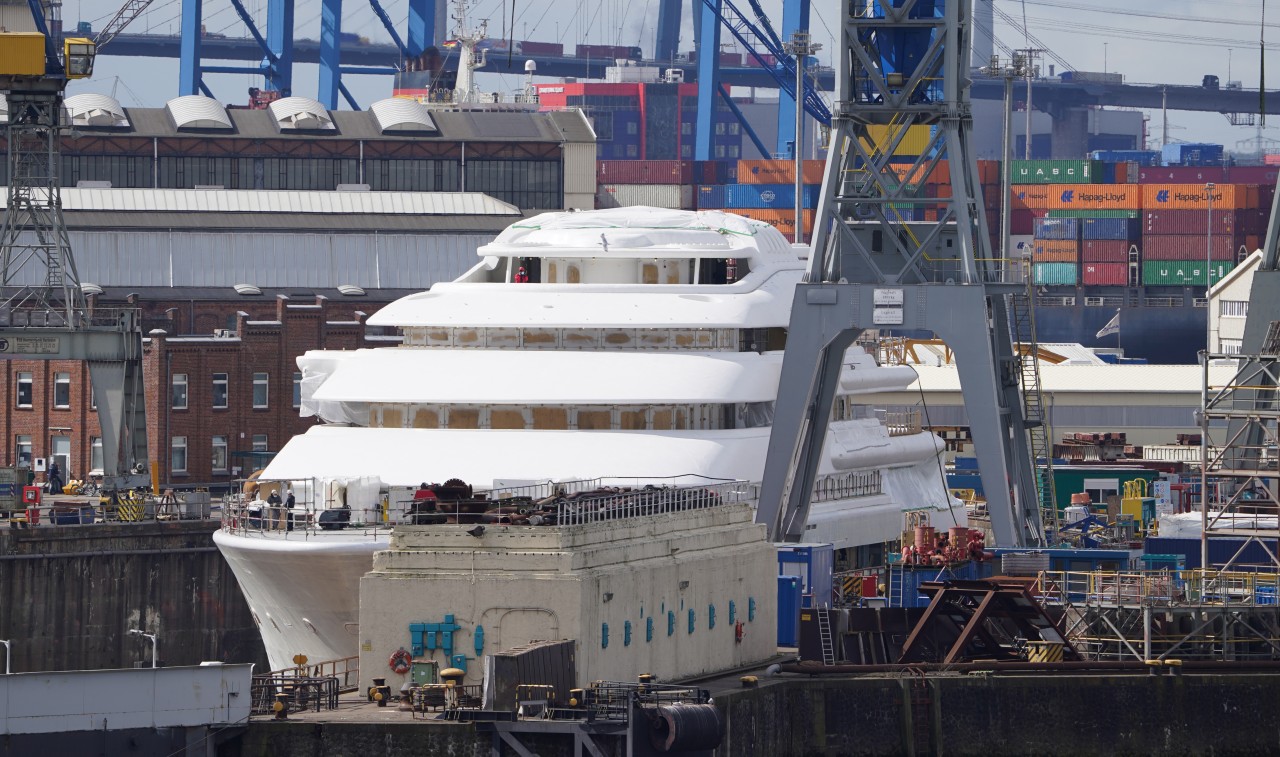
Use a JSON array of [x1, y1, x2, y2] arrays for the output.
[[0, 521, 267, 672], [231, 672, 1280, 756]]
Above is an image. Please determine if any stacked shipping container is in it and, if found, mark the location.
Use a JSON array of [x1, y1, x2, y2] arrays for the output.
[[595, 160, 695, 210]]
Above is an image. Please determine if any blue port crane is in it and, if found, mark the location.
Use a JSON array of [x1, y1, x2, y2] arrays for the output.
[[694, 0, 829, 160], [176, 0, 438, 104]]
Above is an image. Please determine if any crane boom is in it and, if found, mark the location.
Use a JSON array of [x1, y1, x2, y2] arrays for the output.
[[93, 0, 158, 50]]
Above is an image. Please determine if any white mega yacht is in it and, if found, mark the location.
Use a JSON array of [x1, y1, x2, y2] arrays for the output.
[[213, 207, 960, 671]]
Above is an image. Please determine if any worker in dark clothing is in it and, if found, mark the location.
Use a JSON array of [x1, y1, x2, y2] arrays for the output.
[[47, 460, 63, 494]]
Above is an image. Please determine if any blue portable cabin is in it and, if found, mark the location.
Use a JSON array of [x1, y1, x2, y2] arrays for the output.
[[778, 543, 835, 608]]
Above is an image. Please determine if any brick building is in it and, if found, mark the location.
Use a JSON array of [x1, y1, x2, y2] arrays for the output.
[[0, 289, 407, 488]]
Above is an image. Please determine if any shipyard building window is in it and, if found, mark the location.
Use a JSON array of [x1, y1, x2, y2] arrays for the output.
[[681, 145, 692, 158], [15, 436, 30, 468], [715, 123, 726, 135], [171, 436, 188, 474], [681, 122, 693, 135], [16, 372, 32, 409], [89, 437, 102, 474], [1220, 300, 1249, 318], [252, 372, 269, 409], [626, 145, 638, 158], [293, 372, 302, 408], [466, 160, 562, 210], [211, 436, 228, 472], [51, 436, 69, 478], [212, 373, 228, 409], [172, 373, 188, 409], [626, 121, 638, 135], [61, 155, 154, 189], [252, 434, 268, 453], [366, 159, 458, 192], [53, 372, 70, 409]]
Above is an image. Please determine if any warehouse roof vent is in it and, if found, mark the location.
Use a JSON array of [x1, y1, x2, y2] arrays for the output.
[[65, 93, 130, 128], [369, 98, 438, 134], [166, 95, 233, 130], [268, 97, 335, 131]]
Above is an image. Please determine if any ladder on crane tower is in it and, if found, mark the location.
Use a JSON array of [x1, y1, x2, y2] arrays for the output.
[[1008, 288, 1059, 538]]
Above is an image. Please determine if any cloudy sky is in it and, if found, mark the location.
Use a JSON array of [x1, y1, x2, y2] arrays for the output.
[[63, 0, 1280, 151]]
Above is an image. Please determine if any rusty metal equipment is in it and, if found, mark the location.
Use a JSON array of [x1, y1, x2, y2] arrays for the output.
[[897, 578, 1079, 664]]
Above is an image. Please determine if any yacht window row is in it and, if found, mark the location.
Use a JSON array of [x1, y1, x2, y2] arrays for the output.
[[400, 326, 743, 352], [500, 257, 751, 286], [365, 398, 877, 431]]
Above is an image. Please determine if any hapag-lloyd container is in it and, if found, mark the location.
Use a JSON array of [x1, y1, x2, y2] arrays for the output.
[[1032, 239, 1078, 262], [731, 208, 815, 240], [1046, 209, 1140, 219], [1033, 262, 1077, 285], [1141, 234, 1244, 261], [1082, 263, 1128, 286], [1141, 183, 1260, 211], [737, 159, 825, 184], [1033, 217, 1079, 240], [1080, 239, 1131, 262], [1012, 184, 1141, 210], [1141, 261, 1234, 286]]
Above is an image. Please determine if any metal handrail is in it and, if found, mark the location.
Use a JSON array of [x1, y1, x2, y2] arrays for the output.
[[1036, 569, 1280, 608]]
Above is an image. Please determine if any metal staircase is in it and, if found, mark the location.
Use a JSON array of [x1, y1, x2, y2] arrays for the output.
[[1009, 290, 1058, 539], [816, 607, 836, 666]]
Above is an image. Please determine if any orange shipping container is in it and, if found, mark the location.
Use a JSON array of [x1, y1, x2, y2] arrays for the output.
[[1141, 183, 1260, 211], [888, 159, 999, 187], [737, 160, 825, 184], [1032, 238, 1079, 262], [732, 208, 815, 235], [1013, 183, 1141, 211]]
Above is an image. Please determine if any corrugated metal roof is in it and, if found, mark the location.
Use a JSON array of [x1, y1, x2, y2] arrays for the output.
[[65, 93, 129, 127], [2, 188, 521, 215], [78, 102, 595, 144], [267, 96, 335, 131], [165, 95, 232, 129], [61, 211, 519, 232], [368, 98, 439, 133]]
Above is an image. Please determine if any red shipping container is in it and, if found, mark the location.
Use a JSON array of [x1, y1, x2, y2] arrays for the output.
[[1141, 234, 1243, 261], [1010, 209, 1037, 235], [597, 160, 693, 184], [1225, 166, 1280, 185], [1080, 239, 1131, 262], [1082, 263, 1128, 286], [1143, 209, 1242, 235], [1137, 166, 1227, 184]]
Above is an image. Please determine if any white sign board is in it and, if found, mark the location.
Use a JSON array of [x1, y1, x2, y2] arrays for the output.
[[873, 307, 904, 325], [873, 288, 904, 306]]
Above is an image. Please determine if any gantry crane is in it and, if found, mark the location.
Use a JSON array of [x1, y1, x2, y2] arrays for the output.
[[756, 0, 1047, 548], [0, 0, 151, 493]]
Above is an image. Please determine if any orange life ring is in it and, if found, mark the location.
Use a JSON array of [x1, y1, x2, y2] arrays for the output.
[[388, 648, 412, 675]]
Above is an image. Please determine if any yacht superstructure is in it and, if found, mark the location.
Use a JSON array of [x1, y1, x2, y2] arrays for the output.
[[213, 207, 960, 670]]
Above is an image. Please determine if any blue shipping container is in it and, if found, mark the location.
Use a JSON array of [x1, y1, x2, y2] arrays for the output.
[[778, 543, 834, 608], [694, 185, 726, 209], [1033, 217, 1079, 240], [1091, 149, 1161, 166], [1080, 217, 1139, 241], [1144, 536, 1280, 571], [723, 183, 822, 209], [1033, 262, 1078, 286], [777, 575, 802, 646], [1162, 143, 1224, 167]]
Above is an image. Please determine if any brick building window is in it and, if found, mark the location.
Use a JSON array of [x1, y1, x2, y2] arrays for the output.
[[252, 372, 269, 409], [212, 373, 228, 409], [172, 373, 188, 409], [252, 434, 268, 452], [171, 436, 188, 473], [16, 373, 32, 408], [293, 372, 303, 408], [211, 435, 228, 472], [90, 437, 103, 473], [54, 373, 70, 409], [15, 435, 31, 468]]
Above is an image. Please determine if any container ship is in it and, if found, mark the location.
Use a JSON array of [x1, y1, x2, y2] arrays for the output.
[[582, 155, 1279, 364]]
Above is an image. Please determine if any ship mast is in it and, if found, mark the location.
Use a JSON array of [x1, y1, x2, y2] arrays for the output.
[[450, 0, 487, 104]]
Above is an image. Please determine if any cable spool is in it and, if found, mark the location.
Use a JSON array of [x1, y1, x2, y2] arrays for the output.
[[648, 703, 723, 752]]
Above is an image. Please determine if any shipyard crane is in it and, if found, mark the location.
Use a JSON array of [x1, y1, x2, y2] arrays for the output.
[[0, 0, 151, 492], [756, 0, 1048, 548]]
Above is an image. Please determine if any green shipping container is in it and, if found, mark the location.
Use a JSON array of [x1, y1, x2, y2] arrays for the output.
[[1046, 209, 1141, 219], [1033, 262, 1078, 286], [1011, 159, 1102, 184], [1141, 261, 1235, 286]]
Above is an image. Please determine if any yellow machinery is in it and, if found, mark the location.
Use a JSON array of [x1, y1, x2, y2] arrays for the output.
[[1120, 479, 1157, 534]]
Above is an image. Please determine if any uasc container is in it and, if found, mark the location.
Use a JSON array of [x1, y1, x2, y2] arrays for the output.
[[1011, 159, 1102, 184], [1141, 261, 1234, 286]]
